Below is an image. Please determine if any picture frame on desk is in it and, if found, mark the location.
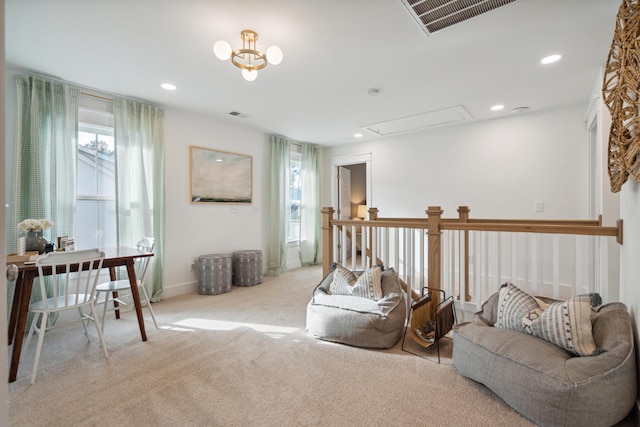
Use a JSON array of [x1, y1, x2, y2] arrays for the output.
[[59, 237, 75, 251]]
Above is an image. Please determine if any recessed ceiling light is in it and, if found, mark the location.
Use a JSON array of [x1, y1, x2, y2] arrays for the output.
[[491, 104, 504, 111], [161, 83, 177, 91], [540, 54, 562, 65], [354, 132, 363, 138]]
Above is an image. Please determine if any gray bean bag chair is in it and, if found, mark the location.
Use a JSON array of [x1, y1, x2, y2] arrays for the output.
[[453, 291, 637, 427], [306, 265, 406, 349]]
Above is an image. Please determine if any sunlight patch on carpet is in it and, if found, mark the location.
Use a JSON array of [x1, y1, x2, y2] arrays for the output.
[[170, 318, 300, 338]]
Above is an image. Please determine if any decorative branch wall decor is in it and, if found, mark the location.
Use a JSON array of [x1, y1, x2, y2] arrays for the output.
[[602, 0, 640, 193]]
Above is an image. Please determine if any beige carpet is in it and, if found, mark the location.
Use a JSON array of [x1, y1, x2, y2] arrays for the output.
[[8, 264, 539, 426]]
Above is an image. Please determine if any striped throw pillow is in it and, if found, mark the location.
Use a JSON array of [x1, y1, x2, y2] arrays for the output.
[[329, 264, 383, 301], [496, 282, 540, 333], [524, 294, 598, 356]]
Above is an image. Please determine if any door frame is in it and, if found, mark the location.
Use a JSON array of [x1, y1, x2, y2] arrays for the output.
[[585, 75, 619, 302], [329, 152, 373, 216]]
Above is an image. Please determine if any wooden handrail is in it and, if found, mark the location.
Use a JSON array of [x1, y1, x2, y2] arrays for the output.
[[441, 222, 621, 241], [466, 218, 601, 226], [332, 218, 605, 229], [332, 219, 429, 229]]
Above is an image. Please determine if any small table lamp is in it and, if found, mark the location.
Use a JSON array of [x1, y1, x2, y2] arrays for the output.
[[357, 205, 367, 220]]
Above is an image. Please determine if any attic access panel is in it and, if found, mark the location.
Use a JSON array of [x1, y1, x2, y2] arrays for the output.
[[402, 0, 518, 35], [363, 106, 471, 137]]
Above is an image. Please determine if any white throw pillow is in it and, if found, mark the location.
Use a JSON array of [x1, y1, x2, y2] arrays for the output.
[[329, 264, 383, 301]]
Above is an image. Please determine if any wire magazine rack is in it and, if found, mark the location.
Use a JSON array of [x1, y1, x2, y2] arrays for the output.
[[402, 287, 457, 363]]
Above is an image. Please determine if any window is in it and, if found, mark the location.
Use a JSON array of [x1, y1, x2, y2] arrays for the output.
[[288, 148, 301, 242], [76, 105, 117, 249]]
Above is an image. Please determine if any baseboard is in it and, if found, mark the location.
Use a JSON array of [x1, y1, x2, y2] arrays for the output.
[[162, 280, 197, 299]]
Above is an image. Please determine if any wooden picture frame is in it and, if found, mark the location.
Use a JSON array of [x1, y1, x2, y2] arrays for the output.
[[190, 145, 253, 204]]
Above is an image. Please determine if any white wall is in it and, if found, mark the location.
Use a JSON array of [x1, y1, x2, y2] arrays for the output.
[[620, 179, 640, 371], [322, 103, 589, 221], [162, 108, 270, 297]]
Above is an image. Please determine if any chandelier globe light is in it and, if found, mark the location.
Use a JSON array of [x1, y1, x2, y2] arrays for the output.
[[214, 30, 283, 81]]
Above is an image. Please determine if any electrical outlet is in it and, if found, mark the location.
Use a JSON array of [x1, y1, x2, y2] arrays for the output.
[[190, 259, 197, 271]]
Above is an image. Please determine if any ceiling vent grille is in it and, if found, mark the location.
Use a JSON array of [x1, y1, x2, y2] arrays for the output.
[[402, 0, 517, 35]]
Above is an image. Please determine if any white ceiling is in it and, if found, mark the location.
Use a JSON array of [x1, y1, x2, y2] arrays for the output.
[[6, 0, 621, 146]]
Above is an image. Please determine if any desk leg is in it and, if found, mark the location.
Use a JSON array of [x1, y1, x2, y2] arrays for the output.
[[125, 260, 147, 341], [108, 266, 121, 320], [7, 272, 25, 345], [9, 272, 36, 382]]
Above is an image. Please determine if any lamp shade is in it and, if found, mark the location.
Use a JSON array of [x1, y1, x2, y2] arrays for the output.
[[266, 45, 283, 65], [213, 40, 232, 60], [357, 205, 367, 219], [242, 69, 258, 81]]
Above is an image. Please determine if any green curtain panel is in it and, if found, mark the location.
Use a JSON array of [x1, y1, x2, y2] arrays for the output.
[[10, 75, 79, 252], [268, 135, 290, 276], [113, 98, 166, 302], [299, 144, 320, 266], [9, 75, 80, 324]]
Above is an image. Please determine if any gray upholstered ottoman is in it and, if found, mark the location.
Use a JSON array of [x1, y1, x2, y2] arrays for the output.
[[453, 292, 637, 426], [198, 253, 232, 295], [306, 265, 406, 349], [232, 250, 263, 286]]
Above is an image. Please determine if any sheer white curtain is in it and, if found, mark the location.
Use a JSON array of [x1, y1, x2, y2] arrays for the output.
[[113, 98, 165, 301], [299, 144, 320, 265], [267, 135, 290, 276], [268, 135, 320, 274]]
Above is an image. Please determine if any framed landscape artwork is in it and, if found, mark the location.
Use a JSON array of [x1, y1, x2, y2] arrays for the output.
[[190, 145, 253, 204]]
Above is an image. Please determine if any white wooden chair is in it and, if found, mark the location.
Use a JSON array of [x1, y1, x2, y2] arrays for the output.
[[96, 237, 158, 331], [24, 248, 108, 384]]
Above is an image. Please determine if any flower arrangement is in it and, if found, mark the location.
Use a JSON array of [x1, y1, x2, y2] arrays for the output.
[[18, 219, 53, 233]]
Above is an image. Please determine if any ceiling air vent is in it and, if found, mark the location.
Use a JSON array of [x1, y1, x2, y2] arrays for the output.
[[401, 0, 517, 35]]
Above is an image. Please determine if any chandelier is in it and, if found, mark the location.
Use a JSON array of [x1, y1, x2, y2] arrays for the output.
[[214, 30, 283, 82]]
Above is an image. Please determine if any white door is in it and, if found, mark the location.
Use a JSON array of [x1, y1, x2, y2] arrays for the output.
[[337, 166, 351, 259], [338, 166, 351, 220]]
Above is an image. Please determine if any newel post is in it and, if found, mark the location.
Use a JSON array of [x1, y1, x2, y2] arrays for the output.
[[426, 206, 443, 292], [366, 208, 379, 267], [458, 206, 471, 302], [322, 207, 335, 275], [368, 207, 378, 220]]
